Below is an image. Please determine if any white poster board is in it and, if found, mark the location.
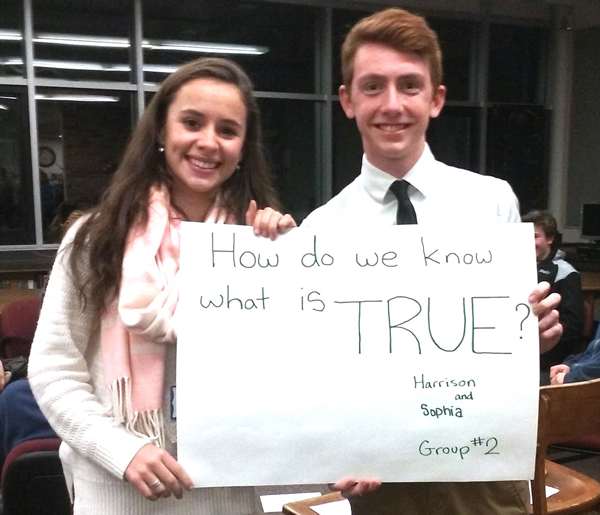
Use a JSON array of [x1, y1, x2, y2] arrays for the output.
[[177, 223, 539, 487]]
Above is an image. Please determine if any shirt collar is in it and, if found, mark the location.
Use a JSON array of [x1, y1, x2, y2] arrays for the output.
[[361, 144, 436, 203]]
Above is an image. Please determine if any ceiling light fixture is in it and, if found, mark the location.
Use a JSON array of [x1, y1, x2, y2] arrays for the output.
[[0, 57, 125, 72], [35, 32, 130, 48], [0, 57, 179, 75], [0, 29, 268, 55], [143, 64, 181, 74], [35, 94, 120, 102], [0, 30, 21, 41], [143, 39, 268, 55]]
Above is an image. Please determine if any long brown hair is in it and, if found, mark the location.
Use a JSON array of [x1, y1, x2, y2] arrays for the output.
[[68, 57, 280, 311]]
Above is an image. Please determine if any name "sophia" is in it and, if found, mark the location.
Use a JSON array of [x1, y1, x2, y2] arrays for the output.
[[421, 404, 463, 418]]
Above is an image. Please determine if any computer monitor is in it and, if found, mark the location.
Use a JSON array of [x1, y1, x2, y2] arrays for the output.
[[581, 203, 600, 244]]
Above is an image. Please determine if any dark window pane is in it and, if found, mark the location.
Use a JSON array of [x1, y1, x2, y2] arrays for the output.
[[0, 0, 24, 78], [32, 0, 133, 83], [145, 90, 162, 111], [332, 101, 363, 195], [0, 88, 35, 245], [36, 89, 133, 243], [428, 18, 475, 101], [486, 105, 550, 213], [489, 25, 548, 104], [143, 0, 318, 93], [566, 28, 600, 227], [258, 99, 317, 223], [427, 106, 480, 171], [332, 9, 372, 94]]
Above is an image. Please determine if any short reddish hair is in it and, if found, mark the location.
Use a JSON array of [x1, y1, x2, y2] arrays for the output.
[[341, 8, 443, 90]]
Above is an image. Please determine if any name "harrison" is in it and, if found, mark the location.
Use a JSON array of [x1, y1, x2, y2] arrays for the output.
[[413, 374, 476, 389]]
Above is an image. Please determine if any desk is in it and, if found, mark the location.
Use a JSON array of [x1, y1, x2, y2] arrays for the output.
[[581, 272, 600, 337], [582, 272, 600, 293]]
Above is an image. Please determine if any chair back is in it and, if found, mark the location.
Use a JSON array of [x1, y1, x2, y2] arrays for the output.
[[538, 378, 600, 447], [1, 437, 71, 515], [532, 378, 600, 515], [0, 295, 41, 358]]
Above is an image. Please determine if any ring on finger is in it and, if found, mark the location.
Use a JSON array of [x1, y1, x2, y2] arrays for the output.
[[149, 479, 162, 490]]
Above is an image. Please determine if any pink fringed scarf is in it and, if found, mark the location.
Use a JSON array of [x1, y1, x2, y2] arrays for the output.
[[101, 186, 181, 448]]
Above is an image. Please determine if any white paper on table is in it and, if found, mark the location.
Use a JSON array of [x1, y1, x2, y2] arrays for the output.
[[260, 492, 322, 513], [311, 499, 351, 515], [528, 484, 560, 504], [177, 223, 540, 487]]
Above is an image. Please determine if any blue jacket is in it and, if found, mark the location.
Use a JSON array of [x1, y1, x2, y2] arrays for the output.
[[564, 338, 600, 383], [0, 378, 57, 465]]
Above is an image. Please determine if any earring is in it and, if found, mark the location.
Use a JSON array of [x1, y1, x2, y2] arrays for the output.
[[236, 162, 241, 171], [158, 145, 165, 153]]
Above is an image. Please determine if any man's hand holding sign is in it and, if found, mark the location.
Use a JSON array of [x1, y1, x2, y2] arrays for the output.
[[176, 222, 552, 488]]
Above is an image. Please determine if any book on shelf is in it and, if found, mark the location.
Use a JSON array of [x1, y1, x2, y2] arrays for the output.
[[0, 279, 40, 290]]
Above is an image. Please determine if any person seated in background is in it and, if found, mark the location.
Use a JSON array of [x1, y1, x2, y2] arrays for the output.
[[0, 359, 57, 466], [522, 210, 585, 375], [550, 336, 600, 384], [46, 201, 84, 243]]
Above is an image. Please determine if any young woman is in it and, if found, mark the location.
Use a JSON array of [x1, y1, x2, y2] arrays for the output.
[[28, 58, 295, 515]]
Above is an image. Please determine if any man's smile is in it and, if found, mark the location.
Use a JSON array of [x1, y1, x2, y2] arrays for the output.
[[375, 123, 410, 132]]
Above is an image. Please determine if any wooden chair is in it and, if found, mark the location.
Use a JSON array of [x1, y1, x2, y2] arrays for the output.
[[531, 377, 600, 515], [283, 378, 600, 515], [283, 491, 344, 515], [551, 325, 600, 459]]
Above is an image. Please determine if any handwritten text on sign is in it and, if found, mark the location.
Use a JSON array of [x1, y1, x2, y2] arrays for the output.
[[177, 223, 539, 487]]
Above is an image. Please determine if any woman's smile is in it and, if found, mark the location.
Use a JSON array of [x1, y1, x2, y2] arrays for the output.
[[162, 77, 247, 220]]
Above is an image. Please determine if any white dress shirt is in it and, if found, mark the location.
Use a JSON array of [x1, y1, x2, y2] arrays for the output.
[[302, 145, 521, 227]]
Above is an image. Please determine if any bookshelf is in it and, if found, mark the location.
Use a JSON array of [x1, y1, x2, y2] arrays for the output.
[[0, 250, 55, 311], [0, 273, 46, 311]]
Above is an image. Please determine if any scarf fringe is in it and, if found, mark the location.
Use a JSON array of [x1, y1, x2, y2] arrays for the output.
[[108, 377, 166, 448]]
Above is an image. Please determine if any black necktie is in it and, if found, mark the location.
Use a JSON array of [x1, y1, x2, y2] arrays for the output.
[[390, 180, 417, 225]]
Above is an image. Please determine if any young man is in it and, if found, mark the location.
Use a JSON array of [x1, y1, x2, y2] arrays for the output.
[[302, 8, 562, 515], [522, 210, 584, 373]]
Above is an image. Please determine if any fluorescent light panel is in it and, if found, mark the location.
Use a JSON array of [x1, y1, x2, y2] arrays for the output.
[[0, 30, 21, 42], [0, 29, 268, 55], [35, 94, 120, 102], [144, 40, 267, 55], [36, 33, 130, 48], [0, 57, 178, 74]]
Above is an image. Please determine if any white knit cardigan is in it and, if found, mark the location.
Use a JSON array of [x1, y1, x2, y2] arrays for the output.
[[28, 225, 254, 515]]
